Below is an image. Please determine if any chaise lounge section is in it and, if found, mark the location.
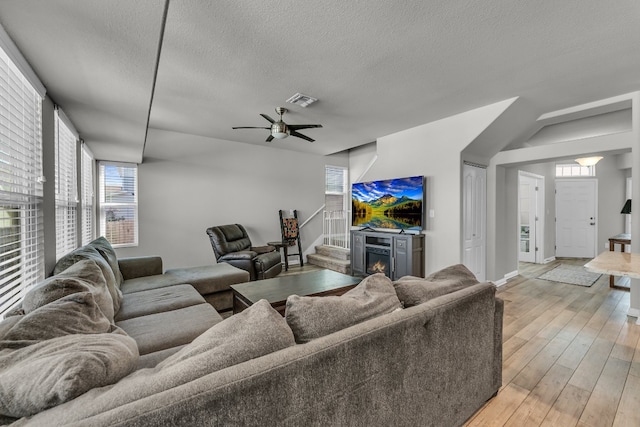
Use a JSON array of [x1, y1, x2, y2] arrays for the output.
[[115, 255, 249, 315]]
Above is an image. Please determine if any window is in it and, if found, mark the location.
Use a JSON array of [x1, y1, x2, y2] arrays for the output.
[[325, 165, 348, 212], [555, 163, 596, 177], [55, 108, 78, 259], [0, 41, 44, 317], [80, 143, 94, 245], [324, 165, 349, 248], [99, 162, 138, 247]]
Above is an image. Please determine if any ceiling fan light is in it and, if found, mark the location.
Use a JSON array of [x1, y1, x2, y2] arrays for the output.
[[271, 121, 289, 139], [272, 131, 289, 139]]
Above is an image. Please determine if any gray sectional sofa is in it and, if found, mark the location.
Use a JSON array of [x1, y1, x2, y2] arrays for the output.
[[0, 241, 502, 427]]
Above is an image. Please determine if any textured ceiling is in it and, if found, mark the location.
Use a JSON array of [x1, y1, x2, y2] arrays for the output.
[[0, 0, 639, 162]]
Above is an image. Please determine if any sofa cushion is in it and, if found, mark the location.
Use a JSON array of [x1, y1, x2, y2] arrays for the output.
[[120, 273, 187, 295], [54, 245, 123, 315], [394, 264, 480, 308], [116, 303, 223, 355], [158, 299, 295, 369], [285, 273, 402, 344], [118, 256, 163, 280], [164, 263, 250, 295], [0, 292, 112, 350], [87, 236, 125, 287], [0, 330, 138, 418], [24, 259, 115, 322], [115, 284, 206, 322]]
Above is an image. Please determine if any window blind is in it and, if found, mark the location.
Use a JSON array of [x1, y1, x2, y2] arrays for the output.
[[99, 162, 138, 247], [325, 166, 348, 212], [55, 108, 78, 259], [0, 45, 44, 317], [80, 143, 94, 245], [325, 166, 347, 193]]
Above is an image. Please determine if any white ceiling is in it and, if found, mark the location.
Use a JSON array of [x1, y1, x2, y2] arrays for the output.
[[1, 0, 639, 163]]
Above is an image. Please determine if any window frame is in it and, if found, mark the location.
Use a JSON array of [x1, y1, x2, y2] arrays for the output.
[[0, 33, 45, 317], [98, 161, 139, 248], [80, 142, 95, 245], [555, 163, 596, 177], [54, 108, 78, 259], [325, 165, 349, 212]]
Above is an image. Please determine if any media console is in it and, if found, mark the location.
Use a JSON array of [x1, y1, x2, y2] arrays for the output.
[[350, 230, 424, 280]]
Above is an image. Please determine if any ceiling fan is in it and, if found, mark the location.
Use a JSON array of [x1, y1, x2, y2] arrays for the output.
[[232, 107, 322, 142]]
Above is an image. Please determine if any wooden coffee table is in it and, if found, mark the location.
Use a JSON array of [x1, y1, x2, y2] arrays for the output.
[[230, 269, 360, 315]]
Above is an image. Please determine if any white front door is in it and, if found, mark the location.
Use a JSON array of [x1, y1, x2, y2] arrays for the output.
[[556, 179, 597, 258], [462, 163, 486, 281], [519, 172, 544, 263]]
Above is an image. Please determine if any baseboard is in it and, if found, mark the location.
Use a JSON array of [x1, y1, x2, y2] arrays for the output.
[[543, 257, 556, 264], [494, 270, 518, 287], [493, 278, 507, 287]]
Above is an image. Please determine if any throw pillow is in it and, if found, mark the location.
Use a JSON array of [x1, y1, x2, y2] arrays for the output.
[[0, 331, 138, 418], [285, 273, 402, 344], [394, 264, 480, 307], [88, 236, 125, 287], [0, 292, 112, 350], [158, 299, 295, 370], [424, 263, 478, 285], [23, 259, 115, 322], [54, 245, 123, 315]]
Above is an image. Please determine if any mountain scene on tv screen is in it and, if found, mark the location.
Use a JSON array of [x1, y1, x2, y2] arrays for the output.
[[352, 176, 423, 230]]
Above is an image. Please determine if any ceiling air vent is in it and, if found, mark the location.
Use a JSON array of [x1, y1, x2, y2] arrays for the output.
[[286, 93, 317, 108]]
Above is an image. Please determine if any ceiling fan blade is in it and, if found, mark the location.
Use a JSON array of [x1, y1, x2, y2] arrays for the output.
[[232, 126, 271, 129], [266, 135, 274, 142], [288, 124, 323, 131], [260, 114, 275, 124], [290, 130, 315, 142]]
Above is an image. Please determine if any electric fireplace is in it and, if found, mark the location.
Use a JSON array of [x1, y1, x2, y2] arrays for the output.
[[366, 246, 391, 278]]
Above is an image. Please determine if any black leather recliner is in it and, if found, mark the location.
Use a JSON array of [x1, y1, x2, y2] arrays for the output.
[[206, 224, 282, 281]]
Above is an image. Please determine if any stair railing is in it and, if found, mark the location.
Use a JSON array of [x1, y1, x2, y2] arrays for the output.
[[323, 210, 350, 249]]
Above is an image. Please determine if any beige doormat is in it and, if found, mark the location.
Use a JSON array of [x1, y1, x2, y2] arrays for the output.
[[537, 264, 602, 287]]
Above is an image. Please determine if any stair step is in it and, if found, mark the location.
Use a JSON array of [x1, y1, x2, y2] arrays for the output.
[[307, 253, 351, 275], [314, 245, 350, 260]]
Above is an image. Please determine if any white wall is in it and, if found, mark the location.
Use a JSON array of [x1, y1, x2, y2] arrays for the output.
[[363, 100, 514, 274], [115, 129, 348, 270]]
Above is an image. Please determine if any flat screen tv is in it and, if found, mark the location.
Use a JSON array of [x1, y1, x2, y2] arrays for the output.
[[352, 175, 424, 231]]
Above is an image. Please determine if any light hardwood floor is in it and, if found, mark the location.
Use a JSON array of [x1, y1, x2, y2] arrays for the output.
[[465, 259, 638, 427]]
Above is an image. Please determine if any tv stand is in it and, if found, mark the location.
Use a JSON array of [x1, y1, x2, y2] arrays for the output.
[[350, 230, 424, 280]]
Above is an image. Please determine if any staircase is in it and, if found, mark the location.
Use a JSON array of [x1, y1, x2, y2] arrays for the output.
[[307, 245, 351, 275]]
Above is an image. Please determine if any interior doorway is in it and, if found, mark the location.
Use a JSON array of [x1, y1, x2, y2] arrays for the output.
[[555, 179, 598, 258], [518, 171, 545, 263]]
